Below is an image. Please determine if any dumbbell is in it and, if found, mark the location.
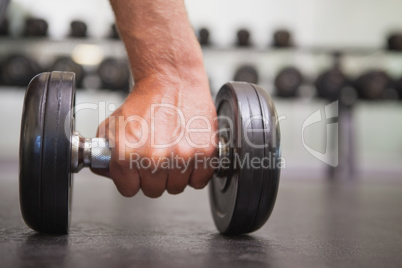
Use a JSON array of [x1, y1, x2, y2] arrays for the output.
[[20, 71, 281, 235], [272, 29, 293, 48], [69, 20, 87, 38], [395, 77, 402, 100], [98, 58, 130, 93], [233, 65, 259, 84], [274, 67, 303, 98], [0, 0, 9, 22], [355, 70, 391, 100], [0, 54, 40, 86], [236, 29, 251, 47], [387, 33, 402, 51], [0, 18, 8, 36], [24, 18, 48, 37], [109, 23, 120, 39], [49, 57, 85, 88], [315, 68, 348, 102], [198, 27, 210, 46]]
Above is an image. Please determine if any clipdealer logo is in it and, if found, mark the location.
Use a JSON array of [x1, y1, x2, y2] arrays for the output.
[[302, 101, 339, 167]]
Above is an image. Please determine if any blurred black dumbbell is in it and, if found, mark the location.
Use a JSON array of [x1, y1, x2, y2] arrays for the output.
[[70, 20, 87, 38], [98, 58, 130, 93], [24, 18, 48, 37], [0, 54, 40, 86], [233, 65, 259, 84], [395, 77, 402, 100], [387, 33, 402, 51], [315, 68, 348, 102], [354, 70, 391, 100], [198, 27, 210, 46], [272, 29, 293, 48], [0, 59, 3, 85], [0, 18, 8, 36], [0, 0, 9, 21], [236, 29, 251, 47], [274, 67, 303, 98], [49, 57, 85, 88], [109, 23, 120, 39]]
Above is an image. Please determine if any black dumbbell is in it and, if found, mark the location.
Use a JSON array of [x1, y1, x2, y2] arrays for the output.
[[49, 57, 85, 88], [274, 67, 303, 98], [0, 54, 40, 86], [109, 23, 120, 39], [0, 59, 3, 86], [395, 77, 402, 100], [0, 0, 9, 21], [24, 18, 48, 37], [272, 29, 293, 48], [97, 58, 130, 93], [315, 68, 347, 102], [20, 71, 281, 235], [198, 27, 210, 46], [69, 20, 87, 38], [0, 18, 8, 36], [233, 65, 259, 84], [355, 70, 391, 100], [387, 33, 402, 51], [236, 29, 251, 47]]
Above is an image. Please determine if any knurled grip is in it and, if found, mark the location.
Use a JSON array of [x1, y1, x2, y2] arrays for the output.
[[91, 138, 111, 170], [71, 132, 111, 173]]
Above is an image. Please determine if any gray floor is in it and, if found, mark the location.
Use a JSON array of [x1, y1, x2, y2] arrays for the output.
[[1, 161, 402, 268]]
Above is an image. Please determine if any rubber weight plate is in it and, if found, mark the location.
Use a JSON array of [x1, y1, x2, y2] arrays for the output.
[[274, 67, 303, 98], [20, 71, 75, 234], [209, 82, 281, 235]]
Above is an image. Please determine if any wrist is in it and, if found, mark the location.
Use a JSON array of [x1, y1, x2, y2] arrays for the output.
[[125, 30, 205, 82]]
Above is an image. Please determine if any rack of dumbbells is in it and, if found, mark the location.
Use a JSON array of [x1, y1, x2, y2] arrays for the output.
[[1, 18, 402, 177], [0, 18, 131, 94], [199, 27, 402, 179]]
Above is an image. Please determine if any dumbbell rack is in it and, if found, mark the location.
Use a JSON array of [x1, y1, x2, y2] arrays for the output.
[[0, 37, 401, 177]]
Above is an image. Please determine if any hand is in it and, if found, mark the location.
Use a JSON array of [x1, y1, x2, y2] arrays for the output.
[[93, 72, 218, 197]]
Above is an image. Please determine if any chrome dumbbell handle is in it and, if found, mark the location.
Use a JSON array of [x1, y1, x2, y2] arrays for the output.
[[71, 131, 111, 173], [71, 131, 230, 175]]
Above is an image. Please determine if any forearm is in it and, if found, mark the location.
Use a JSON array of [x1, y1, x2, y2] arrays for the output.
[[109, 0, 206, 84]]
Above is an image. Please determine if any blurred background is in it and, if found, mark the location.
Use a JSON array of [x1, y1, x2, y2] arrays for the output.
[[0, 0, 401, 177]]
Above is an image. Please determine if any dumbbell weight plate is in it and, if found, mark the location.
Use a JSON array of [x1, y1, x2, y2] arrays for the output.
[[20, 71, 74, 234], [50, 57, 85, 88], [1, 54, 40, 87], [233, 65, 259, 84], [70, 20, 87, 38], [98, 58, 130, 92], [0, 18, 8, 36], [274, 67, 303, 98], [355, 70, 390, 100], [315, 68, 347, 101], [198, 28, 210, 46], [210, 82, 281, 235]]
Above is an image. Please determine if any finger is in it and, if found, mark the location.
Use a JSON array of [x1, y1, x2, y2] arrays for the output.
[[140, 167, 168, 198], [110, 150, 141, 197], [166, 159, 193, 195], [96, 119, 109, 138], [189, 157, 215, 189], [90, 167, 111, 178]]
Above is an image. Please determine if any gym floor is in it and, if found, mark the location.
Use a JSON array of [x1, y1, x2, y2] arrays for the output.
[[1, 161, 401, 268]]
